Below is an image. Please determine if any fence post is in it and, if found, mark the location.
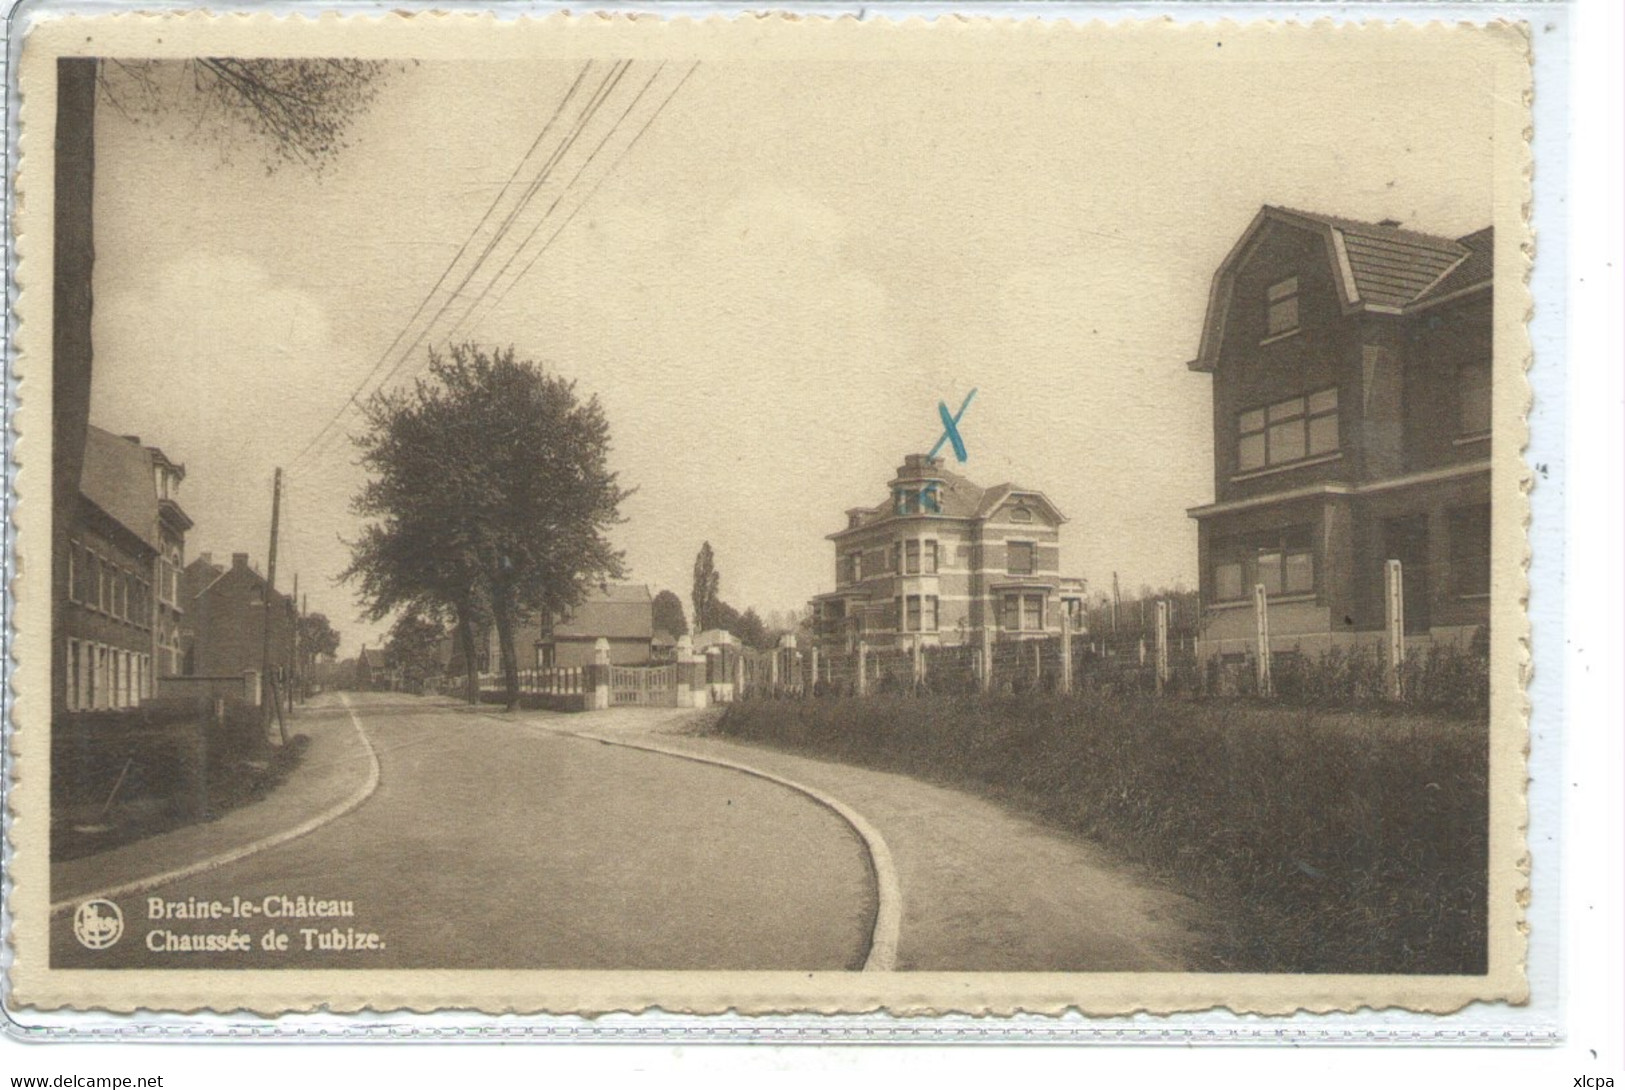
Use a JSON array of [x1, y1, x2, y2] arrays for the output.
[[911, 637, 924, 691], [979, 625, 993, 693], [588, 638, 611, 711], [1155, 600, 1169, 695], [242, 670, 261, 708], [856, 640, 868, 697], [1384, 558, 1405, 701], [1059, 615, 1073, 694], [1032, 637, 1042, 686], [1253, 584, 1273, 697], [809, 645, 820, 693]]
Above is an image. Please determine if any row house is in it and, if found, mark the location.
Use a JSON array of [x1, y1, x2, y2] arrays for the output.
[[812, 454, 1087, 651], [1186, 205, 1493, 659], [181, 551, 297, 682], [60, 427, 192, 714]]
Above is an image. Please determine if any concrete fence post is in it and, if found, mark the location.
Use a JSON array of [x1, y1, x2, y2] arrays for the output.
[[1253, 584, 1273, 697], [809, 646, 820, 693], [588, 637, 611, 711], [1155, 600, 1170, 696], [1384, 558, 1405, 701], [911, 637, 924, 691], [1059, 615, 1073, 695], [979, 625, 994, 693], [675, 634, 694, 708], [242, 670, 261, 707], [856, 640, 869, 697]]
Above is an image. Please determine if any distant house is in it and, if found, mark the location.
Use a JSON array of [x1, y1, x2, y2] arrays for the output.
[[533, 584, 656, 668], [811, 453, 1087, 651], [355, 647, 392, 691], [185, 552, 297, 687], [1186, 205, 1492, 659], [61, 427, 192, 714]]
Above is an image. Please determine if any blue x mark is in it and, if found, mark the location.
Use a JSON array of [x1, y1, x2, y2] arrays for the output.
[[928, 388, 978, 463]]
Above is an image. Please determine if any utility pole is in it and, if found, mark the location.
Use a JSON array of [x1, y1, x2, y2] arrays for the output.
[[261, 468, 288, 743], [290, 572, 300, 713]]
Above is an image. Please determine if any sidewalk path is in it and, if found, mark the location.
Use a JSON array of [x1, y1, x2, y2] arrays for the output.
[[51, 692, 379, 907], [518, 706, 1212, 972]]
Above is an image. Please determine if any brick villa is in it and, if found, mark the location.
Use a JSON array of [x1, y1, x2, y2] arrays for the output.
[[812, 454, 1087, 651]]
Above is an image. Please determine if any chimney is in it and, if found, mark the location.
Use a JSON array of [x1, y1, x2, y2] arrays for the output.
[[232, 552, 250, 571], [1377, 218, 1403, 228], [197, 551, 213, 567]]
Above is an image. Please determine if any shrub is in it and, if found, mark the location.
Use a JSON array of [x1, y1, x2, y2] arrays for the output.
[[713, 691, 1488, 974]]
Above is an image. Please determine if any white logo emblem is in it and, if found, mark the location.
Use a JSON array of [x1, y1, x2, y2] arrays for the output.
[[73, 899, 124, 950]]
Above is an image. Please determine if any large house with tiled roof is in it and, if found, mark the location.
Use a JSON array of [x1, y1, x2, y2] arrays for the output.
[[1187, 205, 1493, 660], [813, 454, 1087, 651]]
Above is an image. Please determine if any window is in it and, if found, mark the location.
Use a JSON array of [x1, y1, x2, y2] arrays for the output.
[[1267, 276, 1300, 336], [1001, 593, 1044, 631], [1237, 387, 1338, 472], [1458, 361, 1492, 436], [905, 540, 921, 575], [1007, 541, 1035, 576], [843, 551, 863, 585], [906, 596, 921, 632], [923, 540, 938, 574], [1450, 504, 1491, 596], [1212, 526, 1316, 601], [66, 640, 81, 711], [923, 595, 939, 632]]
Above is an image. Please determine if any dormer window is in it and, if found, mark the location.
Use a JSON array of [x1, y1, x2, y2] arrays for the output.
[[1266, 276, 1300, 337]]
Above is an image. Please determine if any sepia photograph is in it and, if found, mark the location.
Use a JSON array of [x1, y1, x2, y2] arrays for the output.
[[10, 12, 1530, 1015]]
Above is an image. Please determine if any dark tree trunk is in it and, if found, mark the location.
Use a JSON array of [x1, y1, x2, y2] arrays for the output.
[[490, 587, 520, 712], [53, 59, 98, 722], [455, 599, 479, 705]]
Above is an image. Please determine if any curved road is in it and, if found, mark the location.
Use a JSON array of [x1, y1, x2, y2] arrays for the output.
[[52, 694, 875, 970]]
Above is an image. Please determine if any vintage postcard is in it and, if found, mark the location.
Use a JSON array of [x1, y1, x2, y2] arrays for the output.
[[7, 10, 1533, 1018]]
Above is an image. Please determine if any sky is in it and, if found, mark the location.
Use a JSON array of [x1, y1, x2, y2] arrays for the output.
[[85, 36, 1499, 654]]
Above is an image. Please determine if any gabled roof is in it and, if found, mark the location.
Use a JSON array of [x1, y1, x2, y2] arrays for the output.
[[830, 456, 1066, 537], [79, 426, 160, 551], [549, 584, 654, 641], [1188, 206, 1492, 372], [358, 648, 388, 669]]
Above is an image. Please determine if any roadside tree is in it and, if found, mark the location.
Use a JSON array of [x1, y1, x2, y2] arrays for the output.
[[349, 343, 630, 711], [652, 589, 689, 639]]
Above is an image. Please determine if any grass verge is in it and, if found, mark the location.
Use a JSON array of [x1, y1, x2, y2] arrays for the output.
[[711, 693, 1487, 974]]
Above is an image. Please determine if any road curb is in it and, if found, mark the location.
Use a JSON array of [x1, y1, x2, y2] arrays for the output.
[[50, 695, 383, 917], [569, 728, 901, 973]]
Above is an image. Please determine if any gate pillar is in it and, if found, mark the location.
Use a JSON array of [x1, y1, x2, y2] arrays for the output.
[[588, 638, 611, 711]]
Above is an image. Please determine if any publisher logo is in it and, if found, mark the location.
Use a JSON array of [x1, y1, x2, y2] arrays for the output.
[[73, 899, 124, 950]]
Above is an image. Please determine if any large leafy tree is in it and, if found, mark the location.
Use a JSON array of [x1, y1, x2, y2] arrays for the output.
[[342, 515, 487, 705], [349, 344, 630, 710], [385, 611, 448, 692], [652, 589, 689, 639], [298, 611, 342, 660]]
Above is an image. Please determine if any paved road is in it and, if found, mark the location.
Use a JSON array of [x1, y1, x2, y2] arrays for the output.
[[51, 694, 874, 970]]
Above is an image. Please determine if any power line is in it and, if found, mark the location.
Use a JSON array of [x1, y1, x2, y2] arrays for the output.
[[290, 61, 632, 474], [357, 61, 637, 399], [458, 62, 700, 341], [284, 61, 597, 472]]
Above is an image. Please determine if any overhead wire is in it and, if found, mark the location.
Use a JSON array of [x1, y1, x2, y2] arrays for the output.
[[283, 60, 600, 474]]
